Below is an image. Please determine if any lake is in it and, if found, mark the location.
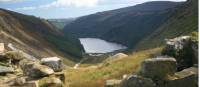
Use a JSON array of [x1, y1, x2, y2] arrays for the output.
[[79, 38, 127, 53]]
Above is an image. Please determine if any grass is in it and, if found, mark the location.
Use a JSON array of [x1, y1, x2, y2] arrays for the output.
[[64, 47, 162, 87]]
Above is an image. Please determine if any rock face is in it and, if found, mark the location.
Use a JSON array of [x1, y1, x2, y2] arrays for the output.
[[0, 65, 14, 74], [121, 75, 156, 87], [0, 43, 4, 53], [141, 58, 177, 79], [162, 36, 198, 70], [105, 80, 122, 87], [41, 57, 63, 72]]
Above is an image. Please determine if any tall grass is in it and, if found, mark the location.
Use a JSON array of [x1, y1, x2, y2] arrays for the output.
[[64, 47, 162, 87]]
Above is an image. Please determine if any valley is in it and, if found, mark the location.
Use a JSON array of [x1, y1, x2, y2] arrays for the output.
[[0, 0, 198, 87]]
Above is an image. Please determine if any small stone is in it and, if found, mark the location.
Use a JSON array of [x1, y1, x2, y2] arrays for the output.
[[105, 79, 121, 87], [141, 57, 177, 79]]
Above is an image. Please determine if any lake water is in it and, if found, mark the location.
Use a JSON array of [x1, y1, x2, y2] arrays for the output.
[[79, 38, 127, 53]]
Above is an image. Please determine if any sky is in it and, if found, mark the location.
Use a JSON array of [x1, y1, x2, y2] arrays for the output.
[[0, 0, 186, 19]]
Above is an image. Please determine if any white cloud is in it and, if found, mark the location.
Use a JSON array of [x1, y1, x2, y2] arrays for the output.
[[15, 0, 99, 10]]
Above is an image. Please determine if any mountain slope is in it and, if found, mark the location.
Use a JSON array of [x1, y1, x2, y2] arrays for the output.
[[0, 9, 84, 65], [135, 0, 198, 50], [63, 1, 183, 48]]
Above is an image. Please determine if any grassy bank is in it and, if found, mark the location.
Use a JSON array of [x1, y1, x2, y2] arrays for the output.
[[64, 47, 162, 87]]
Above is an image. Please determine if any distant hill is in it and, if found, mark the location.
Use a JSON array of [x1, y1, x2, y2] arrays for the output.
[[0, 9, 84, 65], [63, 1, 184, 49], [48, 18, 76, 29], [135, 0, 198, 50]]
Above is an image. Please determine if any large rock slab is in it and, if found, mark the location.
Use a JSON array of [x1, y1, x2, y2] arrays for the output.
[[121, 75, 156, 87], [105, 79, 121, 87], [0, 65, 14, 74], [41, 57, 63, 72], [141, 57, 177, 79]]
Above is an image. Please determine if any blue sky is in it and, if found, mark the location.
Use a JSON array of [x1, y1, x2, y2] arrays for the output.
[[0, 0, 186, 19]]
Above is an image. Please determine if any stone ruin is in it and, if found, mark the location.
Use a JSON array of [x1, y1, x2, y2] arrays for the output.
[[0, 43, 66, 87]]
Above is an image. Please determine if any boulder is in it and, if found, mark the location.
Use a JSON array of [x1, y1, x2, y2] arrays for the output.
[[0, 65, 14, 75], [105, 79, 121, 87], [4, 51, 25, 63], [41, 57, 63, 72], [121, 75, 156, 87], [29, 63, 54, 78], [39, 77, 62, 87], [164, 67, 198, 87], [19, 59, 36, 75], [141, 57, 177, 79], [162, 36, 197, 70], [0, 43, 4, 53], [19, 59, 54, 78]]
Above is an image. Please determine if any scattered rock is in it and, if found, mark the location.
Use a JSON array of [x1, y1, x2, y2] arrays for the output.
[[39, 77, 62, 87], [121, 75, 156, 87], [141, 57, 177, 79], [0, 65, 14, 75], [41, 57, 63, 72], [105, 79, 121, 87]]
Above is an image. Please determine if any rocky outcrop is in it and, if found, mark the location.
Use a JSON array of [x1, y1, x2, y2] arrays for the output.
[[141, 57, 177, 79], [41, 57, 63, 72], [162, 36, 198, 70], [108, 56, 198, 87]]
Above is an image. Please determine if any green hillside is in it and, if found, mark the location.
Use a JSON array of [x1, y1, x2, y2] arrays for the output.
[[135, 0, 198, 50], [0, 9, 84, 65], [63, 1, 183, 48]]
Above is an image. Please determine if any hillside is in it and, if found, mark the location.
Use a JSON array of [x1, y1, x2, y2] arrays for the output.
[[63, 1, 183, 48], [0, 9, 84, 65], [48, 18, 76, 29], [135, 0, 198, 50]]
